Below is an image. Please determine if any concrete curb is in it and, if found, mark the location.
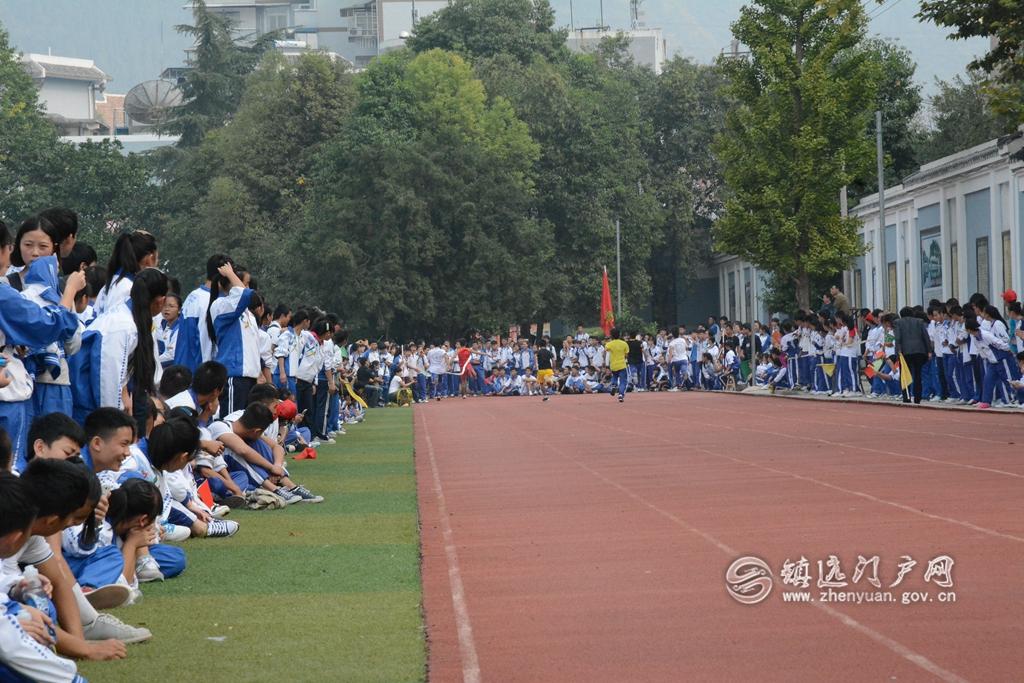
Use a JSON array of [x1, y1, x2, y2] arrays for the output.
[[727, 387, 1023, 414]]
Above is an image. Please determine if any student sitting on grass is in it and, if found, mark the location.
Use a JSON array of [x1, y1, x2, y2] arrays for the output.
[[25, 412, 85, 464], [63, 478, 165, 601], [4, 457, 139, 660], [0, 470, 89, 683], [209, 402, 323, 505], [163, 361, 244, 508], [147, 409, 238, 540], [8, 418, 151, 652]]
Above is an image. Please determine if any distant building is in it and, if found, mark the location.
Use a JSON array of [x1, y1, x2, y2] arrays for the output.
[[94, 93, 128, 136], [567, 28, 667, 74], [19, 53, 111, 135], [849, 130, 1024, 311], [709, 128, 1024, 321], [199, 0, 448, 69]]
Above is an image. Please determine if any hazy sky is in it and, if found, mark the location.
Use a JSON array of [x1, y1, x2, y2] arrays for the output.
[[1, 0, 990, 97], [550, 0, 989, 94]]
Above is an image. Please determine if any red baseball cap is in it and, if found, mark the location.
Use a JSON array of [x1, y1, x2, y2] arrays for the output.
[[1002, 289, 1017, 303], [276, 399, 298, 420]]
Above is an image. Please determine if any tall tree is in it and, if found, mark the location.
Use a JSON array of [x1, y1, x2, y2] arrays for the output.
[[714, 0, 880, 310], [861, 38, 922, 189], [918, 0, 1024, 123], [406, 0, 566, 65], [641, 56, 730, 324], [915, 69, 1019, 165], [306, 50, 549, 338], [0, 24, 61, 222], [155, 51, 355, 296], [167, 0, 280, 146]]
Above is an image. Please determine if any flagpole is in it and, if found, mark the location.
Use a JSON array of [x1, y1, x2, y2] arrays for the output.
[[615, 218, 622, 317]]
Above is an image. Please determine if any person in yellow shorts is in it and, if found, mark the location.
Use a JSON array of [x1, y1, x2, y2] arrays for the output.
[[604, 328, 630, 402], [535, 339, 556, 402]]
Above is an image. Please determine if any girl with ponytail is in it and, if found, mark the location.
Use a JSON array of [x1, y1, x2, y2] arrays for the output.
[[173, 253, 229, 372], [94, 230, 158, 315], [207, 261, 261, 415], [69, 268, 169, 423]]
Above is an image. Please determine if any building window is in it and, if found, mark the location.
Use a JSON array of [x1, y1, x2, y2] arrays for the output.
[[728, 271, 736, 320], [297, 1, 316, 9], [976, 237, 989, 297], [904, 260, 910, 306], [951, 243, 959, 299], [1002, 231, 1012, 293], [887, 262, 898, 311], [743, 267, 751, 315], [263, 8, 290, 32]]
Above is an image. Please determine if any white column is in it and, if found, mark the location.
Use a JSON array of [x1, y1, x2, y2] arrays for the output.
[[956, 184, 969, 301], [989, 171, 1001, 297], [939, 187, 951, 301], [1014, 173, 1024, 292]]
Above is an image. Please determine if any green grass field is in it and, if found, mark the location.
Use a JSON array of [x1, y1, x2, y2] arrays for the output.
[[79, 409, 426, 683]]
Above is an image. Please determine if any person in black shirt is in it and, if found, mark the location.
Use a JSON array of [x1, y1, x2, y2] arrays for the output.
[[355, 359, 383, 407], [626, 334, 644, 391], [535, 338, 556, 401]]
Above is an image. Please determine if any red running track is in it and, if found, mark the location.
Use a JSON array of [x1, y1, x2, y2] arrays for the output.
[[415, 393, 1023, 682]]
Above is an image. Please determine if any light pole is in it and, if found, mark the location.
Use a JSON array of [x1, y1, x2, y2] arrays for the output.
[[615, 218, 622, 317]]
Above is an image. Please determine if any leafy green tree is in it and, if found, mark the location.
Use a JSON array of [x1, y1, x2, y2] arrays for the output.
[[714, 0, 880, 310], [1, 24, 156, 256], [406, 0, 566, 65], [0, 24, 62, 223], [641, 57, 730, 324], [167, 0, 281, 146], [155, 51, 355, 298], [918, 0, 1024, 122], [469, 48, 662, 324], [915, 69, 1019, 165], [860, 38, 922, 190], [306, 50, 549, 338]]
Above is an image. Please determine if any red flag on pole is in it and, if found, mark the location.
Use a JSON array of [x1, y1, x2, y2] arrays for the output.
[[600, 266, 615, 336]]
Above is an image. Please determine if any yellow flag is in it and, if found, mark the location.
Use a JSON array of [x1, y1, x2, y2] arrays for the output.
[[819, 363, 836, 378], [343, 381, 369, 409], [899, 353, 913, 391]]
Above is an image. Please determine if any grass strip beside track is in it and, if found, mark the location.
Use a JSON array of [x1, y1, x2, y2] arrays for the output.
[[79, 409, 426, 683]]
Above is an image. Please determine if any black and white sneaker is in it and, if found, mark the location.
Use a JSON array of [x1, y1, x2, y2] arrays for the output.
[[275, 487, 303, 505], [204, 519, 239, 538], [289, 485, 324, 503], [618, 396, 624, 403]]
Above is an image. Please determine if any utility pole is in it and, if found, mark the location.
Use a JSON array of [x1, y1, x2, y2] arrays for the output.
[[600, 0, 605, 29], [615, 218, 622, 316], [569, 0, 574, 31], [876, 110, 888, 310]]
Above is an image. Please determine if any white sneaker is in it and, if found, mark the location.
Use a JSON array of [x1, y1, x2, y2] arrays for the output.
[[135, 555, 165, 583], [84, 613, 152, 644], [83, 584, 131, 609], [210, 504, 231, 519], [320, 437, 336, 445], [161, 522, 191, 543]]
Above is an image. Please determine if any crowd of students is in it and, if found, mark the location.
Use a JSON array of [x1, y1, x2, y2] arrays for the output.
[[365, 293, 1024, 410], [4, 207, 1023, 681], [0, 209, 368, 682]]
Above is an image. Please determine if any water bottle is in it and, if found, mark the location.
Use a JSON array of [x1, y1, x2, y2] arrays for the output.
[[16, 565, 57, 645]]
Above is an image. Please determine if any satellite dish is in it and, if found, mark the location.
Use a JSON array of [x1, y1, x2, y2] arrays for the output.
[[124, 80, 183, 126]]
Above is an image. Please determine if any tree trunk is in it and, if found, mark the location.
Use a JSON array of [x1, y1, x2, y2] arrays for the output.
[[794, 269, 811, 311]]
